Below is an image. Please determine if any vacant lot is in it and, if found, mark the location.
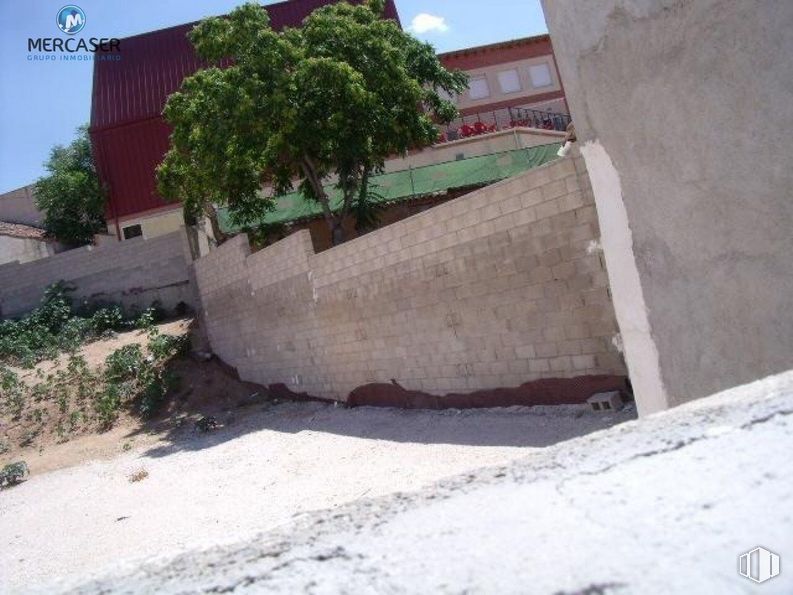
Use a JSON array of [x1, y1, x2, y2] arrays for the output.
[[67, 371, 793, 595], [1, 396, 633, 592]]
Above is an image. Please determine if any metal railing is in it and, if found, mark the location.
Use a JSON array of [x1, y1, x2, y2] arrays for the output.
[[437, 106, 571, 144]]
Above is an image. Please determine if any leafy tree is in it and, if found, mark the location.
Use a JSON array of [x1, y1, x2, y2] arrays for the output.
[[157, 0, 467, 245], [34, 125, 106, 246]]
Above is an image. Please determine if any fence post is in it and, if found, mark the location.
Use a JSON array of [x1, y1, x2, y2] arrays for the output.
[[513, 128, 523, 150]]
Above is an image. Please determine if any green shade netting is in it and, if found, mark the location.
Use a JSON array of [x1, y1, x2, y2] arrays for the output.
[[218, 143, 561, 232]]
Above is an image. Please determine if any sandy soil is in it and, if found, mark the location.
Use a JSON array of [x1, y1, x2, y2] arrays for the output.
[[62, 371, 793, 595], [2, 319, 262, 473], [0, 398, 634, 592]]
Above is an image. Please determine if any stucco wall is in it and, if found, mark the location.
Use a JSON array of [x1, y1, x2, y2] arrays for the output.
[[0, 235, 57, 265], [194, 155, 626, 402], [0, 230, 195, 319], [108, 205, 184, 241], [0, 185, 44, 227], [542, 0, 793, 413]]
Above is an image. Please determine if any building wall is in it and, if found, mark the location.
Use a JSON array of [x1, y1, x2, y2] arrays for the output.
[[542, 0, 793, 414], [108, 205, 184, 241], [0, 230, 195, 319], [439, 36, 567, 117], [0, 235, 58, 265], [453, 55, 564, 115], [194, 154, 625, 402], [0, 185, 44, 227]]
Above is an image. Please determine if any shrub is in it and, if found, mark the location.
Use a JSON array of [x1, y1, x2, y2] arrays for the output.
[[0, 461, 29, 488], [0, 368, 25, 418], [104, 344, 146, 382], [0, 283, 170, 367], [94, 383, 124, 428]]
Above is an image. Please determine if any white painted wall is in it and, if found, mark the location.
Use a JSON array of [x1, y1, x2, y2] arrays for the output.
[[0, 235, 57, 265]]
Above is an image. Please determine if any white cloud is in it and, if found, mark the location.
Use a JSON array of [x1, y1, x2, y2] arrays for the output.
[[409, 13, 450, 35]]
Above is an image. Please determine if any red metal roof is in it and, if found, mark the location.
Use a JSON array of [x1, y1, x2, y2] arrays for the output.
[[90, 0, 400, 222]]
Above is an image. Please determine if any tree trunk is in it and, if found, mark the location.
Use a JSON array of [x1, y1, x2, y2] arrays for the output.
[[301, 156, 346, 246], [205, 205, 227, 246], [331, 218, 345, 246]]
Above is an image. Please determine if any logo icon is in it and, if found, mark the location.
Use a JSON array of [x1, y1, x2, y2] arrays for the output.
[[739, 546, 781, 584], [57, 5, 86, 35]]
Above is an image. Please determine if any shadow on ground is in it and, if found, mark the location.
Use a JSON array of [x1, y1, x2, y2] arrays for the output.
[[133, 359, 636, 458]]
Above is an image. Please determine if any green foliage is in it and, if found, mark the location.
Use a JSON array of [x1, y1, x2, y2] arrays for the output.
[[99, 329, 189, 424], [34, 125, 106, 246], [0, 286, 190, 445], [104, 344, 146, 383], [0, 368, 25, 418], [0, 283, 164, 367], [158, 0, 468, 244], [0, 461, 29, 489], [94, 383, 124, 428], [148, 331, 189, 361]]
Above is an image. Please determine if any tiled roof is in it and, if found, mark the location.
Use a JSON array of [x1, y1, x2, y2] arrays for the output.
[[0, 221, 49, 240]]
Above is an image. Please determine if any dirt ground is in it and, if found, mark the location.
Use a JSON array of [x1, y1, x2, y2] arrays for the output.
[[65, 371, 793, 595], [1, 319, 264, 474], [1, 397, 635, 592], [1, 320, 638, 592]]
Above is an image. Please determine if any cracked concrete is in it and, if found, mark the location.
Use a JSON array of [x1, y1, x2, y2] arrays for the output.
[[59, 370, 793, 594]]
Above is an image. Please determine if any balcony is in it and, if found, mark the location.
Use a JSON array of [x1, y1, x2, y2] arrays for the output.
[[437, 106, 571, 144]]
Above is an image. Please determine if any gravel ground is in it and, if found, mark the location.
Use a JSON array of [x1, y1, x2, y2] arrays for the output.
[[0, 401, 633, 592], [60, 370, 793, 595]]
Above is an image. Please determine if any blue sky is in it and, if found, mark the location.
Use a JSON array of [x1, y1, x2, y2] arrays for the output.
[[0, 0, 548, 193]]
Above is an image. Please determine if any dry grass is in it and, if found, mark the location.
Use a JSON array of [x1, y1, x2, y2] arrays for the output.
[[128, 468, 149, 483]]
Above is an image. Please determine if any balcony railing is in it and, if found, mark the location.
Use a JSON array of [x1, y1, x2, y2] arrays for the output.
[[437, 106, 571, 144]]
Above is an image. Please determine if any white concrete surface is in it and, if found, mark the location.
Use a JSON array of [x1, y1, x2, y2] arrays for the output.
[[63, 370, 793, 594]]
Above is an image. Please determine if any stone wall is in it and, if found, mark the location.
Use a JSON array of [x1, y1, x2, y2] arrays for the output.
[[0, 230, 195, 319], [542, 0, 793, 414], [194, 155, 626, 402]]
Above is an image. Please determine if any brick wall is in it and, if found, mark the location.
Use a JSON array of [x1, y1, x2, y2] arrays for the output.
[[0, 230, 195, 319], [194, 153, 626, 401]]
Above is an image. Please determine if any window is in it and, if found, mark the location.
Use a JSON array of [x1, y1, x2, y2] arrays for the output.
[[497, 69, 522, 94], [467, 76, 490, 100], [528, 63, 553, 88], [437, 87, 456, 103], [122, 224, 143, 240]]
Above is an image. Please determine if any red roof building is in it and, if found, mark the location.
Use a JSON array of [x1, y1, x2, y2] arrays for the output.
[[90, 6, 567, 243], [89, 0, 400, 240]]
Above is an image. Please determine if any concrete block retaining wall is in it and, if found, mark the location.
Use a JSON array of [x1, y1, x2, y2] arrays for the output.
[[194, 154, 627, 403], [0, 229, 195, 319]]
